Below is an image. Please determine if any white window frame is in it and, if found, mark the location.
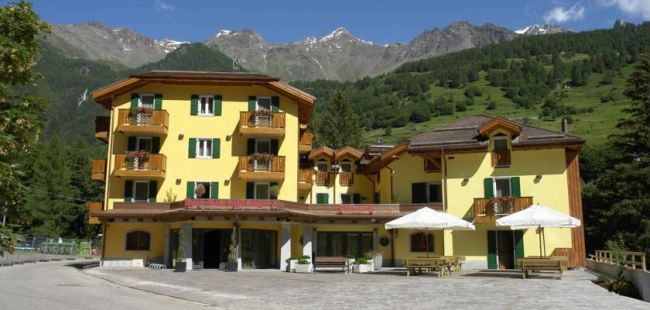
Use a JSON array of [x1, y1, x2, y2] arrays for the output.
[[254, 182, 271, 200], [255, 139, 271, 154], [256, 96, 272, 111], [425, 182, 442, 203], [192, 181, 212, 199], [316, 159, 329, 172], [133, 180, 150, 203], [492, 177, 513, 198], [196, 138, 213, 159], [198, 94, 214, 116], [139, 93, 155, 109]]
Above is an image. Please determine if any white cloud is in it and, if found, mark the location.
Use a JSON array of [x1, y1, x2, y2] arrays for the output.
[[599, 0, 650, 20], [544, 3, 586, 23], [154, 0, 175, 13]]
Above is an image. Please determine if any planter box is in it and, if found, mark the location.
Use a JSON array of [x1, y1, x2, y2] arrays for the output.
[[367, 259, 375, 272], [346, 258, 355, 273], [353, 263, 372, 273], [287, 259, 299, 272], [175, 262, 187, 272], [225, 261, 239, 272], [373, 254, 383, 271], [295, 263, 313, 274]]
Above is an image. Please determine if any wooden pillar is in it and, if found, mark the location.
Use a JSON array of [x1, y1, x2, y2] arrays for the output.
[[566, 149, 586, 267]]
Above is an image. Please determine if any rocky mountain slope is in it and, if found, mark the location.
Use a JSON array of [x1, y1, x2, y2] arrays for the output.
[[515, 24, 573, 35]]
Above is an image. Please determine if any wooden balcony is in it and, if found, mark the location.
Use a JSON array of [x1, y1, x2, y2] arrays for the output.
[[315, 171, 330, 186], [339, 171, 353, 186], [91, 159, 106, 182], [116, 109, 169, 135], [492, 149, 511, 167], [95, 116, 109, 142], [471, 196, 533, 224], [87, 202, 102, 225], [299, 131, 314, 153], [238, 155, 285, 180], [239, 111, 285, 137], [298, 169, 313, 190], [112, 153, 167, 178]]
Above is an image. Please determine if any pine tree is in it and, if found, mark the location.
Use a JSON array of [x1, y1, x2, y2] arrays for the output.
[[315, 91, 363, 148]]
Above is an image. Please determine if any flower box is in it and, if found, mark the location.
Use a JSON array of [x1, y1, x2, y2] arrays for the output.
[[295, 263, 313, 273]]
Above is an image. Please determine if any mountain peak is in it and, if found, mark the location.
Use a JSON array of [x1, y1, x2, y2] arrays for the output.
[[515, 24, 572, 36]]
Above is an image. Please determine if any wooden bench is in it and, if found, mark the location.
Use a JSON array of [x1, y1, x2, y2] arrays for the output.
[[314, 256, 348, 272], [405, 258, 449, 277], [518, 257, 568, 279]]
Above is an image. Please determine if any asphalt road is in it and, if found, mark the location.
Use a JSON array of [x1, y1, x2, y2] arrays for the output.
[[0, 260, 212, 310]]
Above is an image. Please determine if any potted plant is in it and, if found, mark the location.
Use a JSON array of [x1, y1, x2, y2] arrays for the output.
[[251, 110, 273, 127], [352, 257, 371, 273], [175, 230, 186, 272], [369, 250, 383, 271], [287, 255, 301, 272], [294, 255, 312, 273], [226, 226, 239, 272], [250, 153, 274, 172]]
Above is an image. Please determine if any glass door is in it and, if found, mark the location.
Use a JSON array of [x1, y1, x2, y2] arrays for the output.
[[241, 229, 277, 269]]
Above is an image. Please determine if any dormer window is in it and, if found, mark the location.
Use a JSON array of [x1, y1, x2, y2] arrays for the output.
[[317, 159, 329, 172], [492, 134, 511, 167], [340, 160, 352, 173]]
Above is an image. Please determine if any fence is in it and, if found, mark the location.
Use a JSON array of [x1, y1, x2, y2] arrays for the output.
[[591, 250, 647, 271], [16, 236, 103, 257]]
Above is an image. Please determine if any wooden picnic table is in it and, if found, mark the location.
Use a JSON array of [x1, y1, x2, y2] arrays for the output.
[[517, 256, 568, 279], [405, 257, 461, 277]]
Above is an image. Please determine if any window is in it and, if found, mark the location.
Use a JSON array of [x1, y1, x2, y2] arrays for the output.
[[198, 95, 214, 115], [493, 135, 508, 151], [194, 182, 211, 199], [255, 182, 270, 199], [256, 96, 271, 111], [341, 193, 361, 204], [139, 94, 154, 109], [316, 193, 329, 204], [196, 139, 212, 158], [340, 160, 352, 172], [410, 232, 434, 252], [426, 183, 442, 203], [492, 135, 511, 167], [126, 231, 150, 251], [255, 139, 271, 154], [494, 178, 512, 197], [133, 181, 149, 202], [136, 137, 152, 152], [317, 232, 373, 258], [317, 160, 329, 172]]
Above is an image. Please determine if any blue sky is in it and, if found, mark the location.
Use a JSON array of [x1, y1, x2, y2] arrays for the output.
[[29, 0, 650, 43]]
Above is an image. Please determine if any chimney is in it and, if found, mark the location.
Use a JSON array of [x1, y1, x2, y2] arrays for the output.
[[376, 138, 383, 145], [561, 118, 569, 134]]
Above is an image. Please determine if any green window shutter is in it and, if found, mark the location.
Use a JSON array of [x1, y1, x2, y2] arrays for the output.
[[154, 93, 163, 110], [190, 95, 199, 115], [353, 193, 361, 204], [212, 138, 220, 158], [484, 178, 494, 198], [511, 177, 521, 197], [487, 231, 497, 269], [411, 182, 427, 203], [248, 96, 257, 112], [186, 182, 195, 199], [130, 94, 139, 109], [151, 137, 160, 154], [246, 182, 255, 199], [213, 95, 222, 116], [124, 180, 133, 203], [247, 139, 255, 155], [188, 138, 196, 158], [271, 96, 279, 112], [148, 181, 157, 203], [271, 139, 279, 155], [210, 182, 219, 199], [514, 231, 524, 260], [127, 137, 136, 151], [316, 193, 329, 204]]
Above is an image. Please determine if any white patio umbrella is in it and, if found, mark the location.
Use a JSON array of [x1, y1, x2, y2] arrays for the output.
[[385, 207, 475, 257], [496, 204, 581, 257]]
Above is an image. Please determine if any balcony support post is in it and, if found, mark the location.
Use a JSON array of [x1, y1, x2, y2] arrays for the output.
[[182, 223, 193, 271], [302, 225, 313, 258], [280, 223, 291, 271]]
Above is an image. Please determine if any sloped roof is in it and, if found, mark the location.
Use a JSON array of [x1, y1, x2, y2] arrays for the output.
[[407, 115, 585, 153], [91, 70, 315, 124]]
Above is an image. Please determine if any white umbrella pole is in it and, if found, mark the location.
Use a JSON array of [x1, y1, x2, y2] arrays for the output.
[[538, 225, 543, 258], [542, 228, 547, 257], [426, 230, 430, 258]]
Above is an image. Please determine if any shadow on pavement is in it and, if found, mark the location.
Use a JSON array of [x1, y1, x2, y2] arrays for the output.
[[66, 260, 100, 270]]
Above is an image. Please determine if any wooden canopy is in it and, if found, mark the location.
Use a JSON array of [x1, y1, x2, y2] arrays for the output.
[[477, 117, 522, 137]]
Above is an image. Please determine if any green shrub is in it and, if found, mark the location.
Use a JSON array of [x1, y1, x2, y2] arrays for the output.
[[354, 257, 369, 264], [297, 258, 310, 264]]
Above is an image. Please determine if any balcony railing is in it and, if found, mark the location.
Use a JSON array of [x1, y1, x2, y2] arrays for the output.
[[91, 159, 106, 181], [472, 196, 533, 223], [116, 109, 169, 135], [113, 152, 166, 178], [299, 131, 314, 153], [339, 171, 353, 186], [87, 202, 102, 225], [95, 116, 109, 142], [298, 169, 313, 190], [239, 111, 285, 136], [492, 149, 511, 167], [238, 154, 285, 180], [315, 171, 330, 186]]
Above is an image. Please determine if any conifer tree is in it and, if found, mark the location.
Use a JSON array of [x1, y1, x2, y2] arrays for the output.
[[315, 91, 363, 149]]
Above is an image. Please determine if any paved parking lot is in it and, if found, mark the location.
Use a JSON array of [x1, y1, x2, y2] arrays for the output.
[[85, 266, 649, 309]]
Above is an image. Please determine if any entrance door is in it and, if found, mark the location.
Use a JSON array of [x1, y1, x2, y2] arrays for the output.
[[203, 231, 221, 269], [497, 231, 514, 269], [241, 229, 277, 269]]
